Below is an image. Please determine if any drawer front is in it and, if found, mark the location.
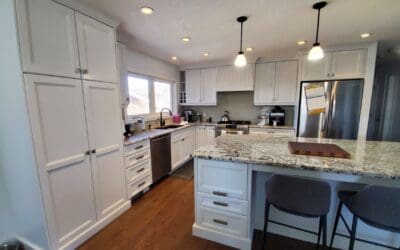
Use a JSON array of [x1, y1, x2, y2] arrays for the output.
[[197, 192, 248, 216], [127, 173, 152, 198], [125, 150, 151, 168], [196, 159, 248, 200], [126, 158, 151, 183], [197, 206, 248, 238], [249, 127, 295, 136], [125, 139, 150, 156], [172, 127, 194, 141]]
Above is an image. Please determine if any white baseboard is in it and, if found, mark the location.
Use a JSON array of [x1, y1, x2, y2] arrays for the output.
[[60, 200, 131, 250], [192, 223, 251, 250]]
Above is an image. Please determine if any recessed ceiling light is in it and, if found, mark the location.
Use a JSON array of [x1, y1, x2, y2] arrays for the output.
[[171, 56, 177, 61], [361, 33, 371, 38], [203, 53, 209, 56], [246, 47, 253, 52], [182, 37, 191, 42], [298, 40, 307, 45], [140, 6, 154, 15]]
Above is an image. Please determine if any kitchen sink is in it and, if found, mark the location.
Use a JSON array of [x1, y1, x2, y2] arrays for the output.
[[154, 124, 184, 129]]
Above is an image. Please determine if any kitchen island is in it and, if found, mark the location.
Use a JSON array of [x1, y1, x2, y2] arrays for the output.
[[192, 134, 400, 250]]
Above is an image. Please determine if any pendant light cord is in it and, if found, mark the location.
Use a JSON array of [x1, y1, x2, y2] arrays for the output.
[[315, 8, 321, 44], [240, 21, 243, 52]]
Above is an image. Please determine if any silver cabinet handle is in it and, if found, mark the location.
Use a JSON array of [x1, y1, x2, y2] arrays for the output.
[[135, 145, 144, 150], [81, 69, 88, 74], [75, 68, 81, 73], [332, 72, 335, 77], [213, 201, 228, 207], [137, 181, 146, 188], [213, 219, 228, 225], [137, 168, 145, 173], [213, 191, 227, 197], [136, 155, 144, 160]]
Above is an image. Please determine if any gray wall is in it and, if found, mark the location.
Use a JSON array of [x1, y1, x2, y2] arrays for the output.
[[0, 0, 49, 248], [181, 91, 295, 125]]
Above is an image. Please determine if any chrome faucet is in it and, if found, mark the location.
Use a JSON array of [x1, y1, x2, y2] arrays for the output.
[[159, 108, 173, 127]]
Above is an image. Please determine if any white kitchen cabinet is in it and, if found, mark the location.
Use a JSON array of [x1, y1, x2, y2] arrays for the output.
[[254, 62, 275, 105], [83, 81, 126, 220], [216, 64, 255, 92], [24, 74, 97, 249], [117, 42, 129, 106], [16, 0, 80, 78], [330, 50, 366, 79], [201, 68, 217, 105], [171, 127, 195, 170], [254, 60, 298, 105], [274, 61, 298, 104], [301, 49, 366, 80], [185, 68, 217, 105], [76, 12, 118, 83], [185, 69, 201, 104]]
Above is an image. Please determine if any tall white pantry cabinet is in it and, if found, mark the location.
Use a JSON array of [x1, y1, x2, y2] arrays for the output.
[[8, 0, 129, 249]]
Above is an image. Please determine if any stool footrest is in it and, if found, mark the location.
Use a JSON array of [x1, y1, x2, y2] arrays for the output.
[[268, 219, 319, 235], [335, 232, 398, 250]]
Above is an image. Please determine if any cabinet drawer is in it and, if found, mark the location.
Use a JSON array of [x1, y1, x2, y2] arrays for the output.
[[127, 173, 152, 198], [197, 206, 248, 238], [197, 192, 248, 216], [125, 139, 150, 156], [125, 150, 151, 168], [196, 159, 248, 200], [126, 158, 151, 183], [172, 127, 194, 140]]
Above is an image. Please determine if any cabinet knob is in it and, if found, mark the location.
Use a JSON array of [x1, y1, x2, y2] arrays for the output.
[[75, 68, 81, 73], [85, 150, 90, 155], [332, 72, 335, 77], [327, 73, 330, 77], [91, 149, 96, 154], [81, 69, 88, 74]]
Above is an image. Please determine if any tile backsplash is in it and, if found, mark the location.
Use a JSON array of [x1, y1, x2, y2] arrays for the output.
[[180, 91, 295, 125]]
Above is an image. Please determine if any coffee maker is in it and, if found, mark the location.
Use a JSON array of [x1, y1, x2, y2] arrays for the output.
[[269, 106, 285, 126]]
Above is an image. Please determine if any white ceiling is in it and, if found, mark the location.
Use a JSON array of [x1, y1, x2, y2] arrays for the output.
[[77, 0, 400, 66]]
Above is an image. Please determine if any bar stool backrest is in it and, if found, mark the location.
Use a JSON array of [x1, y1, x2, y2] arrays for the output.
[[346, 185, 400, 232]]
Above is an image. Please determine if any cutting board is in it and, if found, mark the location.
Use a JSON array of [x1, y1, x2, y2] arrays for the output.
[[288, 141, 351, 159]]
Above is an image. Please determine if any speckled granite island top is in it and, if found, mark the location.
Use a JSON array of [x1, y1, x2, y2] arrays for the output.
[[192, 134, 400, 180]]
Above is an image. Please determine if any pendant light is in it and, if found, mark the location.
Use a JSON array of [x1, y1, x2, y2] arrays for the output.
[[234, 16, 248, 67], [308, 1, 327, 61]]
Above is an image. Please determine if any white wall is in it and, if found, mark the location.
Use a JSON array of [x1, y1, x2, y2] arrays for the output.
[[0, 169, 13, 243], [0, 0, 49, 248]]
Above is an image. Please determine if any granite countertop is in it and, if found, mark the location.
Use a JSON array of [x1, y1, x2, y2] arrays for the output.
[[192, 134, 400, 180], [124, 122, 217, 146], [249, 125, 295, 129]]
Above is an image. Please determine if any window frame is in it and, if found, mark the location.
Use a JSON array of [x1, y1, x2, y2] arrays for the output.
[[125, 72, 176, 123]]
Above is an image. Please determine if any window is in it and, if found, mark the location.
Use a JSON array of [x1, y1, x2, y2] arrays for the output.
[[126, 73, 175, 119], [154, 81, 172, 112], [127, 75, 150, 116]]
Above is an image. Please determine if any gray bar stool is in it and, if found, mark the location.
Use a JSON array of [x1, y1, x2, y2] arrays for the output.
[[262, 174, 331, 250], [330, 185, 400, 250]]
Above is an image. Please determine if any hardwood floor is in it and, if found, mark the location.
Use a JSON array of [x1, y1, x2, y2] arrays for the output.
[[78, 176, 331, 250]]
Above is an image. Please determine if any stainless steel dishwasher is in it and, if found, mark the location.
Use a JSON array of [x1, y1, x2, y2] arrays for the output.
[[150, 133, 171, 183]]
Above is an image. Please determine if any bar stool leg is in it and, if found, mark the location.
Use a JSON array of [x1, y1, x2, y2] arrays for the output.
[[262, 202, 270, 250], [316, 216, 323, 250], [329, 202, 343, 249], [349, 215, 358, 250]]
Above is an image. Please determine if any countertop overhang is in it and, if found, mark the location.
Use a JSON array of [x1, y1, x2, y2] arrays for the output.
[[192, 134, 400, 180]]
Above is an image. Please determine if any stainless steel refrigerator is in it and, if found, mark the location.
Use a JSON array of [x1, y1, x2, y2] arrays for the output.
[[297, 80, 364, 139]]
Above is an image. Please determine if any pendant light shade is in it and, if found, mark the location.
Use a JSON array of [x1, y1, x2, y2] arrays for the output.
[[234, 16, 248, 67], [308, 2, 327, 61], [235, 52, 247, 67]]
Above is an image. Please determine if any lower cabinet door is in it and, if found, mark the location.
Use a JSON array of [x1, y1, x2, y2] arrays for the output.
[[83, 80, 127, 219], [171, 136, 181, 171], [24, 74, 97, 249], [197, 206, 248, 237]]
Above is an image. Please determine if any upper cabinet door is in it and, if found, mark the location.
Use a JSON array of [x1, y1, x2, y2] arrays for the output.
[[83, 81, 126, 220], [201, 68, 217, 105], [216, 65, 254, 91], [254, 62, 276, 105], [274, 61, 298, 105], [16, 0, 80, 78], [301, 53, 331, 81], [117, 42, 129, 106], [330, 49, 366, 79], [186, 69, 201, 104], [76, 13, 118, 83], [24, 74, 96, 249]]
